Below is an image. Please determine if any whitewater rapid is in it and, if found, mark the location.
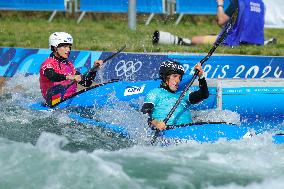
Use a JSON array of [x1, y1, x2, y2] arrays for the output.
[[0, 74, 283, 189]]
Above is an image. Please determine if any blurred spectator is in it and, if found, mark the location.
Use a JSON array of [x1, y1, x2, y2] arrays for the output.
[[190, 0, 276, 46], [153, 0, 276, 46]]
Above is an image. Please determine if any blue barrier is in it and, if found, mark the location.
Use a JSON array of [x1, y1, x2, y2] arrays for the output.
[[76, 0, 165, 25], [136, 0, 166, 25], [0, 0, 67, 22], [137, 0, 165, 13], [175, 0, 229, 25], [78, 0, 128, 13], [0, 47, 283, 80]]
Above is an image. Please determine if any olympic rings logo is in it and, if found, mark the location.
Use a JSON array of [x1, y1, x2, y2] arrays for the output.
[[115, 60, 142, 78]]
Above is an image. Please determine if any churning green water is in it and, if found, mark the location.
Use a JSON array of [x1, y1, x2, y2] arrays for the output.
[[0, 74, 283, 189]]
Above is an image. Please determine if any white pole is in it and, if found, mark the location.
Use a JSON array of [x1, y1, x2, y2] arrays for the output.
[[216, 80, 223, 110], [128, 0, 136, 30]]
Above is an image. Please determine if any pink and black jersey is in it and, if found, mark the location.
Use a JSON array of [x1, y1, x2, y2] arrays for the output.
[[39, 55, 77, 100]]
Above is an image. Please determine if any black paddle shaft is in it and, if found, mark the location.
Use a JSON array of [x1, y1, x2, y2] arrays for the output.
[[89, 44, 126, 73], [63, 44, 126, 90], [103, 44, 126, 62], [46, 44, 126, 107], [150, 9, 238, 144], [163, 40, 222, 124]]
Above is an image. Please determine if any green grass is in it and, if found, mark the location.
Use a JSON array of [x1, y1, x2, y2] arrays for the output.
[[0, 12, 283, 56]]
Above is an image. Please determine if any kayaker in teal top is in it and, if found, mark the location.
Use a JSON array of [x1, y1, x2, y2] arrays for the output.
[[141, 60, 209, 131]]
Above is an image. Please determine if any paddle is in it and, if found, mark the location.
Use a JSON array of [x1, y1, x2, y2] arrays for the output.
[[45, 44, 127, 107], [150, 9, 239, 144]]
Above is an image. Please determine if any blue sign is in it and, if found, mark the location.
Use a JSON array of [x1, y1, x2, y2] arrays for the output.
[[168, 54, 284, 79], [101, 52, 167, 81], [0, 47, 283, 80]]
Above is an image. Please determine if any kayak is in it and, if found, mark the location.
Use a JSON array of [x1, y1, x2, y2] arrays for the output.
[[29, 77, 284, 144], [68, 112, 254, 143]]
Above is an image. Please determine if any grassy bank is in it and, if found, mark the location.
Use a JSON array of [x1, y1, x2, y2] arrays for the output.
[[0, 12, 283, 55]]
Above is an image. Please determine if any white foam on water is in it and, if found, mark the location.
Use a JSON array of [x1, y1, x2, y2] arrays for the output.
[[57, 113, 73, 124], [192, 109, 241, 125], [88, 140, 284, 189], [0, 127, 284, 188], [1, 73, 284, 188], [36, 132, 69, 152], [205, 177, 284, 189], [3, 73, 41, 98], [92, 94, 150, 142]]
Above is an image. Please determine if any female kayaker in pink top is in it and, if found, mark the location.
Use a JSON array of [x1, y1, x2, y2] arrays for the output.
[[39, 32, 103, 102]]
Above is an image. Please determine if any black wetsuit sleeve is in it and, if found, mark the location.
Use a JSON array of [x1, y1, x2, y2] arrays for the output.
[[141, 103, 154, 124], [44, 68, 97, 87], [77, 68, 97, 87], [141, 103, 154, 115], [188, 78, 209, 104], [44, 68, 66, 82]]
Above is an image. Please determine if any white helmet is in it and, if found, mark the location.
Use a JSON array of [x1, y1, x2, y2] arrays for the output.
[[49, 32, 73, 49]]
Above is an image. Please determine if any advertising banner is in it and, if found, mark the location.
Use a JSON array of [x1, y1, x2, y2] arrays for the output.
[[0, 47, 283, 80]]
